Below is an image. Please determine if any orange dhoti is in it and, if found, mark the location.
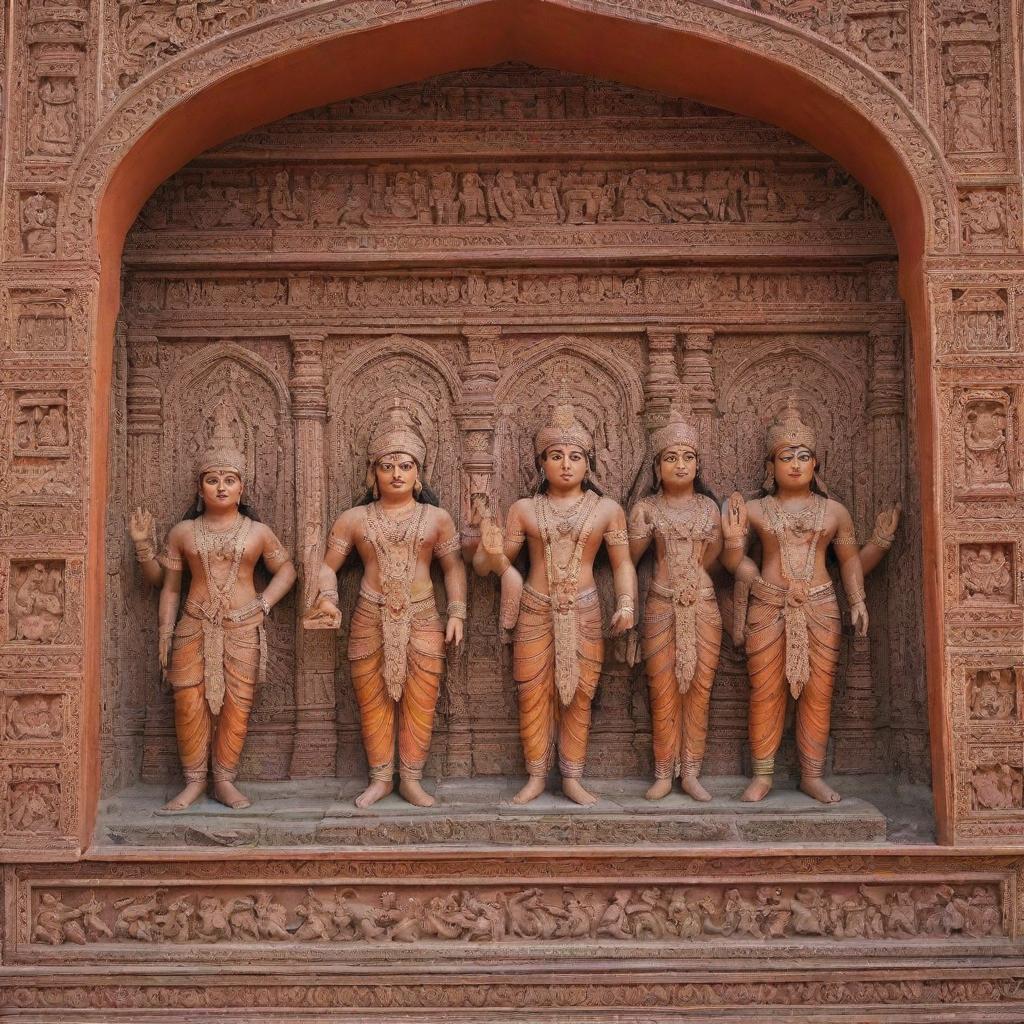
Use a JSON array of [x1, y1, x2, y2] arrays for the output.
[[745, 577, 841, 778], [642, 581, 721, 780], [513, 585, 604, 779], [347, 585, 445, 782], [165, 598, 266, 784]]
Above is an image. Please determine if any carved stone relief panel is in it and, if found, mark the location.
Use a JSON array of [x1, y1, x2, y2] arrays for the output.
[[1, 762, 63, 836], [936, 284, 1015, 354], [928, 0, 1017, 173], [1, 692, 65, 742], [957, 541, 1016, 605], [952, 386, 1018, 497], [958, 186, 1021, 251], [18, 191, 59, 256], [12, 0, 96, 177], [16, 877, 1005, 952], [106, 65, 918, 789]]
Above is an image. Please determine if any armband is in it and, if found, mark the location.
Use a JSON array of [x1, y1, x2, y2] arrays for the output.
[[266, 545, 289, 564], [327, 534, 352, 558], [158, 549, 183, 571], [433, 533, 461, 558], [834, 530, 858, 547], [604, 528, 629, 548], [507, 530, 526, 544]]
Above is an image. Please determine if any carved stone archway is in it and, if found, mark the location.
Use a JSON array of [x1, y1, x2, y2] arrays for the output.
[[62, 0, 953, 850]]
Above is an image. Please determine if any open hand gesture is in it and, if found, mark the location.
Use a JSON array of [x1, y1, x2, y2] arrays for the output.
[[129, 507, 155, 545], [722, 492, 748, 543]]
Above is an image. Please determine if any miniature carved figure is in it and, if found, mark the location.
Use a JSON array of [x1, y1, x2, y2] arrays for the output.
[[721, 401, 899, 803], [11, 562, 64, 643], [961, 544, 1013, 602], [135, 406, 296, 811], [5, 695, 60, 740], [471, 395, 637, 805], [628, 403, 723, 801], [306, 403, 466, 809]]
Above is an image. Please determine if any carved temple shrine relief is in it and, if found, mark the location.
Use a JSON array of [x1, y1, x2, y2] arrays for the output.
[[7, 289, 76, 353], [958, 187, 1019, 251], [940, 286, 1013, 352], [971, 759, 1023, 810], [930, 0, 1015, 172], [13, 392, 71, 459]]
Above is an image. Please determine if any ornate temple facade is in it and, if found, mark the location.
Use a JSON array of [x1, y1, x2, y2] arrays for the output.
[[1, 2, 1023, 1020]]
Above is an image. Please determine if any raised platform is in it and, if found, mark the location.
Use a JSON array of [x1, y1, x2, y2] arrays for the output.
[[94, 775, 934, 850]]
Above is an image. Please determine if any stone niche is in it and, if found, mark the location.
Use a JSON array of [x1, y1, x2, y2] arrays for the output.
[[102, 64, 927, 829]]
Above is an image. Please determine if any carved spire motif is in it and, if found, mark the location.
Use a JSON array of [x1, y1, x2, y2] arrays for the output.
[[196, 401, 245, 477]]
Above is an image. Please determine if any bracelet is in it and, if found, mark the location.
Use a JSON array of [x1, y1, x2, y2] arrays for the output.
[[447, 601, 468, 620], [321, 589, 339, 605], [616, 595, 635, 613], [846, 589, 866, 605], [134, 541, 156, 564], [258, 594, 272, 617], [870, 532, 894, 550], [158, 625, 174, 640], [724, 537, 745, 549]]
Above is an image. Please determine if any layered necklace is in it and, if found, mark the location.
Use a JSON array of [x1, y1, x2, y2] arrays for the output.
[[763, 494, 826, 582], [194, 513, 250, 616]]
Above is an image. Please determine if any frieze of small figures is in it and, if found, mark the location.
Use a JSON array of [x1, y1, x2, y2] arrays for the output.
[[25, 880, 1004, 948]]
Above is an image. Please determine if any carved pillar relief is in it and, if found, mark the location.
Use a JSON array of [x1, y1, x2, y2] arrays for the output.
[[642, 328, 681, 431], [288, 332, 336, 779], [680, 328, 717, 477]]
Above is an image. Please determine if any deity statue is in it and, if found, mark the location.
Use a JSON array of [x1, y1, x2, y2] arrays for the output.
[[132, 407, 296, 811], [721, 400, 899, 804], [628, 402, 723, 801], [305, 403, 466, 809], [471, 396, 637, 806]]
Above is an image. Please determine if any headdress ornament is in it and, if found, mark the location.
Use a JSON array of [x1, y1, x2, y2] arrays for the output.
[[766, 397, 817, 456], [366, 400, 427, 467], [534, 377, 595, 457], [197, 402, 246, 477], [650, 392, 700, 457]]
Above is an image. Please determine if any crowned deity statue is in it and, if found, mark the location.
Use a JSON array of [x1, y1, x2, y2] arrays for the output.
[[305, 403, 467, 809], [721, 400, 900, 804], [470, 394, 638, 806], [130, 404, 296, 811], [628, 400, 724, 801]]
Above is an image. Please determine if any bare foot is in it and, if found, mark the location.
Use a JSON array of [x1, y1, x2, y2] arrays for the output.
[[800, 777, 841, 804], [562, 778, 598, 806], [681, 774, 712, 802], [511, 775, 546, 805], [212, 779, 251, 810], [399, 778, 436, 807], [163, 780, 206, 811], [645, 777, 673, 801], [740, 776, 773, 802], [355, 779, 393, 809]]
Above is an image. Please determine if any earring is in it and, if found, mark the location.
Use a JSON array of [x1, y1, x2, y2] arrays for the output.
[[195, 494, 204, 513], [413, 480, 422, 498], [372, 480, 380, 500]]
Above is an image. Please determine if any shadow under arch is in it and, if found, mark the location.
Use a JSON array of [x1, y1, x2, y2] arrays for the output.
[[85, 0, 950, 842]]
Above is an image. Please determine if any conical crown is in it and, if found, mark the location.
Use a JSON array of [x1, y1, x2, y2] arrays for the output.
[[534, 377, 594, 457], [766, 397, 816, 456], [650, 394, 700, 457], [367, 400, 427, 466], [196, 402, 246, 477]]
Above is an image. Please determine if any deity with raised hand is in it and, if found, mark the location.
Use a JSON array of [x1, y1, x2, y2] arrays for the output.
[[470, 396, 637, 806], [141, 405, 296, 811], [721, 400, 899, 804], [306, 403, 466, 809], [628, 402, 723, 802]]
